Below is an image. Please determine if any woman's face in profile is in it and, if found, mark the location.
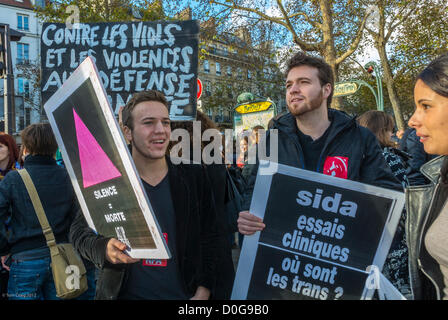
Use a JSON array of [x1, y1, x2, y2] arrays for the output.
[[409, 79, 448, 155]]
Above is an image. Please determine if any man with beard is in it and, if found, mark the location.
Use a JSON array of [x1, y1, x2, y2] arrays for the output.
[[238, 52, 400, 236], [69, 90, 219, 300]]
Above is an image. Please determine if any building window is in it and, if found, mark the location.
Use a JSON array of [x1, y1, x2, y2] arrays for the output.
[[25, 107, 31, 126], [227, 84, 233, 99], [18, 78, 30, 98], [17, 15, 29, 31], [215, 62, 221, 76], [206, 108, 213, 118], [17, 43, 29, 64], [263, 67, 270, 79], [204, 60, 210, 73], [205, 80, 212, 96], [237, 67, 243, 80], [227, 66, 232, 76]]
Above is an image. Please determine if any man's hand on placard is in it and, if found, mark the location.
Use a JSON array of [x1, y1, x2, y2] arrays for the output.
[[105, 238, 139, 264], [238, 211, 265, 235], [190, 286, 210, 300]]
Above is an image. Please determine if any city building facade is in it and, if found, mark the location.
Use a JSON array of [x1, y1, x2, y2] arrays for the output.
[[0, 0, 44, 135]]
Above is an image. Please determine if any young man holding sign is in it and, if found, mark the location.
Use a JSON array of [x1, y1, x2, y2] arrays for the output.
[[70, 90, 219, 300], [238, 52, 400, 236]]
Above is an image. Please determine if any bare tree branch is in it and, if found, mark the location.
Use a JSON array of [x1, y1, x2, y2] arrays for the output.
[[210, 0, 289, 28], [336, 11, 370, 65], [385, 2, 418, 41], [275, 0, 321, 51], [287, 11, 322, 29], [210, 0, 320, 51]]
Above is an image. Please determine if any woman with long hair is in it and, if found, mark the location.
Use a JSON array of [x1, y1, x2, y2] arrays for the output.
[[358, 110, 410, 187], [407, 52, 448, 299], [0, 133, 20, 180]]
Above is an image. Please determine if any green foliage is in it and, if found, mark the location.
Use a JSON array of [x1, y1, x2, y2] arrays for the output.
[[34, 0, 166, 23]]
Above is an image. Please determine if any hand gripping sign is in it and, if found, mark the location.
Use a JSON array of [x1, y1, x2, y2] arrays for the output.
[[232, 161, 405, 300], [44, 57, 170, 259]]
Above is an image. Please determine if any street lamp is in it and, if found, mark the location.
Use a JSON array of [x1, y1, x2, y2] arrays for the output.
[[364, 61, 384, 111]]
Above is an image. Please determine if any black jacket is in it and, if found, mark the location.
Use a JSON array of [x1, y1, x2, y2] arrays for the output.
[[406, 156, 447, 299], [69, 158, 220, 300], [0, 155, 77, 256], [241, 109, 401, 209], [203, 164, 235, 300]]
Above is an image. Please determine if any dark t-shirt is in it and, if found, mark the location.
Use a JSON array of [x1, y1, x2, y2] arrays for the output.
[[296, 122, 332, 171], [118, 174, 189, 300]]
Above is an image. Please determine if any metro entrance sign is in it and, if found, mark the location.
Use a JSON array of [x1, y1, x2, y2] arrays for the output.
[[235, 101, 273, 114], [334, 80, 383, 111], [334, 82, 359, 97]]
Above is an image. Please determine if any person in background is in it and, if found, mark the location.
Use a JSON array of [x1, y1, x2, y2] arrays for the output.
[[169, 110, 235, 299], [396, 129, 405, 140], [0, 133, 20, 300], [357, 110, 411, 298], [250, 125, 265, 146], [407, 52, 448, 300], [0, 123, 95, 300], [399, 127, 435, 185], [236, 136, 248, 169], [0, 133, 20, 180], [357, 110, 410, 187]]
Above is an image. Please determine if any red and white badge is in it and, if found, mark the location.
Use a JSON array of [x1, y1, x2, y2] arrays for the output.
[[323, 156, 348, 179], [142, 233, 168, 267]]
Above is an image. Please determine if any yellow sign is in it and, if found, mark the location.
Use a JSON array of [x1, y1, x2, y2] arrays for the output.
[[235, 101, 273, 114], [334, 82, 359, 97]]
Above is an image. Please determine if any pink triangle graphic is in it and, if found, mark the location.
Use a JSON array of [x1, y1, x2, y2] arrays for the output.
[[73, 109, 122, 188]]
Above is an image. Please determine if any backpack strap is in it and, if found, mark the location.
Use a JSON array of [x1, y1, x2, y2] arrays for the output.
[[17, 169, 59, 257]]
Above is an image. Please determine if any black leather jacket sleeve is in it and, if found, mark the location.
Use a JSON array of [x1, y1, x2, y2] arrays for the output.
[[196, 166, 220, 292], [69, 206, 111, 270]]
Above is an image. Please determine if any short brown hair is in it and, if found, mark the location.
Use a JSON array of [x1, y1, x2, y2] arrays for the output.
[[285, 52, 334, 107], [357, 110, 396, 148], [122, 90, 169, 130], [21, 123, 58, 157]]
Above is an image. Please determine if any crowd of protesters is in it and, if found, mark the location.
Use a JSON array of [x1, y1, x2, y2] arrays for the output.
[[0, 51, 447, 300]]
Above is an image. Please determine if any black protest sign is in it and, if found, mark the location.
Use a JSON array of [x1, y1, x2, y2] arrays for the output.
[[232, 162, 404, 300], [41, 20, 199, 120], [44, 57, 170, 259]]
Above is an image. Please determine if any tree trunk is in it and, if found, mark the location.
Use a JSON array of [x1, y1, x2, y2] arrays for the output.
[[319, 0, 341, 110], [375, 6, 406, 131], [330, 64, 342, 110], [378, 46, 406, 130]]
